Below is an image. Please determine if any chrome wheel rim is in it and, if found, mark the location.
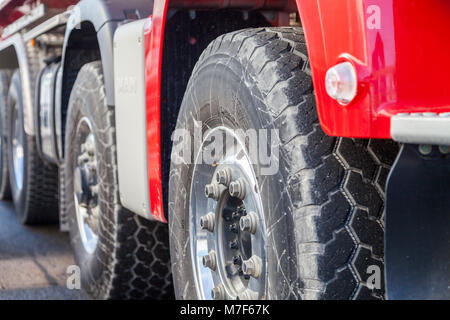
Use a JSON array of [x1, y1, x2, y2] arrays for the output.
[[73, 117, 99, 254], [12, 104, 24, 191], [190, 126, 267, 300]]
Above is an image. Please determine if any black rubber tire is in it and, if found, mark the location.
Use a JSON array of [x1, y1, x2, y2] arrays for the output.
[[0, 70, 12, 200], [6, 71, 59, 224], [64, 61, 174, 300], [169, 28, 399, 300]]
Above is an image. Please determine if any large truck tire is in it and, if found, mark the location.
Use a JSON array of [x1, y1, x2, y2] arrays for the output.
[[64, 61, 173, 299], [0, 70, 12, 200], [169, 28, 399, 300], [6, 71, 59, 224]]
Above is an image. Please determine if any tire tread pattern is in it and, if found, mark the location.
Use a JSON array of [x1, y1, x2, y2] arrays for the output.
[[190, 28, 399, 299], [66, 62, 173, 299]]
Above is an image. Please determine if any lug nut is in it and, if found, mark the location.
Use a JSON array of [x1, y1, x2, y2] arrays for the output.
[[205, 183, 220, 201], [211, 284, 225, 300], [216, 167, 232, 186], [202, 251, 217, 271], [240, 211, 258, 234], [237, 289, 258, 300], [229, 240, 239, 250], [229, 178, 246, 200], [200, 212, 215, 232], [242, 255, 262, 279]]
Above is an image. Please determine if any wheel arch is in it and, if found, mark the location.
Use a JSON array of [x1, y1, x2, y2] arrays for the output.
[[60, 0, 153, 159], [0, 34, 37, 136]]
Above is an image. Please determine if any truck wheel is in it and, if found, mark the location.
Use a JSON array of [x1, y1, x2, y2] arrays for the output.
[[0, 70, 12, 200], [169, 28, 399, 300], [6, 71, 59, 224], [64, 61, 173, 299]]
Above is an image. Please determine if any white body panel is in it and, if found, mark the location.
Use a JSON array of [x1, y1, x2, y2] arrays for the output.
[[113, 19, 152, 219]]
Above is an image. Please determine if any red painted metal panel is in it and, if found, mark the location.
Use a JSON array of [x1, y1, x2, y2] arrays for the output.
[[144, 0, 168, 223], [296, 0, 450, 138]]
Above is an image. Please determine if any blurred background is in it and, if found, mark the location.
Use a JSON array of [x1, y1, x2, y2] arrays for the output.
[[0, 201, 85, 299]]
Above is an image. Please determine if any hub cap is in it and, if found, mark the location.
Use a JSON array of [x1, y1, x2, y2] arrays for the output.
[[190, 127, 267, 300], [12, 104, 24, 191], [73, 117, 99, 254]]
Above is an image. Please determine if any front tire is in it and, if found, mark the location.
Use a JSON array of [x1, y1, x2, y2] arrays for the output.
[[65, 61, 173, 299], [169, 28, 399, 300]]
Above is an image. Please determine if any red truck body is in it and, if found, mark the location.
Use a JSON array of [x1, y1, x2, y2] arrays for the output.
[[297, 0, 450, 139]]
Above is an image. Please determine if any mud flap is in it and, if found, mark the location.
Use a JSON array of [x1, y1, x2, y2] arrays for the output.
[[385, 144, 450, 299]]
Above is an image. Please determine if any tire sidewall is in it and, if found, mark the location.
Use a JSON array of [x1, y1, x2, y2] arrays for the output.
[[65, 64, 115, 298], [6, 73, 30, 222]]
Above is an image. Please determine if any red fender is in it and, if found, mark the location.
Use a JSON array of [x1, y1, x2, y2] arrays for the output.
[[144, 0, 169, 223]]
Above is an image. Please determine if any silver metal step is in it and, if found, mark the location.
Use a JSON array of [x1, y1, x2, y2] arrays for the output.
[[391, 112, 450, 145]]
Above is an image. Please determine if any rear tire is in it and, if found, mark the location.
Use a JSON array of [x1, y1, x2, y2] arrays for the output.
[[0, 70, 12, 200], [65, 61, 173, 299], [6, 71, 59, 224], [169, 28, 399, 300]]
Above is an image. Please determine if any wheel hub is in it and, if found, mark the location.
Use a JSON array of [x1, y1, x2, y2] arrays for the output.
[[73, 117, 99, 254], [190, 127, 267, 300]]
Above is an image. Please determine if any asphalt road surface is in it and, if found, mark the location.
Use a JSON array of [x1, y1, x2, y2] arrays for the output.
[[0, 201, 86, 300]]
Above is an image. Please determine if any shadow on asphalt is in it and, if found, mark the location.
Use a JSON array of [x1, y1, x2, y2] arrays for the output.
[[0, 201, 87, 300]]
